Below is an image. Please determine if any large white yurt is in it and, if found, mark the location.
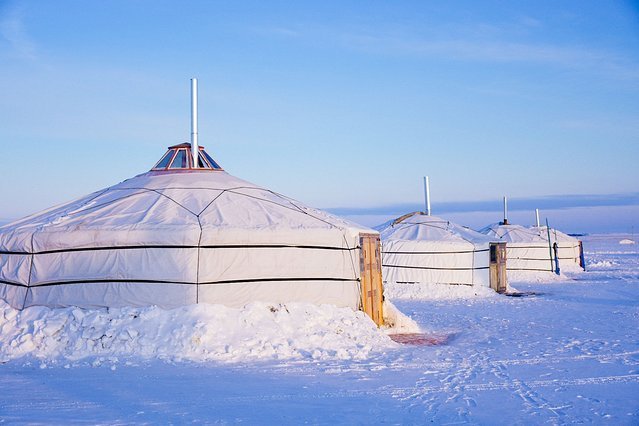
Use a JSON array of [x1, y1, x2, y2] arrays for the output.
[[0, 80, 385, 325], [379, 212, 508, 293]]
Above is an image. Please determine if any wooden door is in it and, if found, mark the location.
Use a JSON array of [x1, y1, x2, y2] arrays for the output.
[[489, 242, 508, 293], [359, 233, 384, 326]]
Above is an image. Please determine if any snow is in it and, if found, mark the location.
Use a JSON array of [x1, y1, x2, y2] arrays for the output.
[[0, 302, 400, 364], [507, 269, 568, 283], [385, 281, 499, 300], [1, 233, 638, 423], [620, 238, 636, 245]]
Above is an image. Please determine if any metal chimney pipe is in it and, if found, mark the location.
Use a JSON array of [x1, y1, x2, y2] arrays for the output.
[[191, 78, 199, 168], [503, 196, 508, 225], [535, 208, 540, 228], [423, 176, 431, 216]]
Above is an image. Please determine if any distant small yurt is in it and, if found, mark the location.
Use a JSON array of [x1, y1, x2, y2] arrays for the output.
[[529, 208, 585, 271], [531, 225, 585, 272], [379, 212, 508, 293], [479, 222, 555, 275], [479, 203, 585, 277], [0, 80, 385, 325]]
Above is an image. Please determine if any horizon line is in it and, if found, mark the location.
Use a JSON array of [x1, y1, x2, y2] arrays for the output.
[[325, 191, 639, 216]]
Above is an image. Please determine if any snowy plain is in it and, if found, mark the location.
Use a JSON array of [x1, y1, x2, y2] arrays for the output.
[[1, 233, 638, 424]]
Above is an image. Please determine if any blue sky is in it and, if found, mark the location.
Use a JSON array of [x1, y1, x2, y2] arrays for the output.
[[1, 1, 638, 231]]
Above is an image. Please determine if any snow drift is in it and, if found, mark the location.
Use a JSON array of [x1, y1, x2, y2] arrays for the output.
[[0, 300, 404, 364]]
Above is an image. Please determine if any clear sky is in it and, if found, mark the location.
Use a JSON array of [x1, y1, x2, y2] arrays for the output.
[[1, 1, 638, 231]]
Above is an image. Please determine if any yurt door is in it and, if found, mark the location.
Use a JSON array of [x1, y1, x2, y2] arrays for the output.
[[489, 242, 508, 293], [359, 233, 384, 326]]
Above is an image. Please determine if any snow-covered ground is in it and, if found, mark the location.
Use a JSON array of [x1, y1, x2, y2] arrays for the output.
[[1, 234, 638, 423]]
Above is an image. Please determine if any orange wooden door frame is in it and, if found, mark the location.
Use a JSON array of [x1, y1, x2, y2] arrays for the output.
[[489, 242, 508, 293], [359, 233, 384, 326]]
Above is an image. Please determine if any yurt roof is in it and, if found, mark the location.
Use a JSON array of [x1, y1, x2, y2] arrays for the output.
[[530, 226, 580, 243], [479, 223, 548, 244], [379, 212, 495, 247], [0, 145, 372, 253]]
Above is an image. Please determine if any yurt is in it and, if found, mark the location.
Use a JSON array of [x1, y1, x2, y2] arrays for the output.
[[0, 80, 385, 325], [379, 212, 508, 293], [479, 201, 584, 276], [479, 222, 556, 275], [529, 225, 585, 272], [377, 178, 508, 294]]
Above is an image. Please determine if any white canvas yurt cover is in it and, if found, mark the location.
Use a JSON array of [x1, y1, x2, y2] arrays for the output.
[[479, 223, 584, 274], [0, 142, 385, 324], [379, 212, 507, 291], [531, 226, 584, 271], [480, 223, 551, 273]]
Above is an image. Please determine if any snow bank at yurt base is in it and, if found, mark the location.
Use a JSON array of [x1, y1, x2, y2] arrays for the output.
[[0, 299, 421, 365]]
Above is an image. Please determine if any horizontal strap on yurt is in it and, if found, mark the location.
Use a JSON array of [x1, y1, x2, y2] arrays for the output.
[[198, 277, 358, 285], [506, 245, 553, 250], [23, 278, 195, 287], [200, 244, 358, 251], [382, 249, 488, 255], [382, 264, 489, 271], [0, 279, 29, 287], [505, 267, 556, 272], [16, 277, 360, 288], [515, 257, 554, 261], [0, 244, 358, 256], [395, 281, 474, 287]]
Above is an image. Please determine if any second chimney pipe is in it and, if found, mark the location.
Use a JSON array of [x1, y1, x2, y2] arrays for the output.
[[535, 208, 540, 228], [191, 78, 199, 168], [503, 196, 508, 225], [423, 176, 431, 216]]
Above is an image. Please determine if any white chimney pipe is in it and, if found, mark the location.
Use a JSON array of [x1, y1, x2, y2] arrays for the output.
[[191, 78, 199, 168], [423, 176, 431, 216], [535, 208, 540, 228], [503, 196, 508, 225]]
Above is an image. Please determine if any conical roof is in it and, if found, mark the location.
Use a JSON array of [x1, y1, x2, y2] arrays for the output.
[[379, 212, 494, 248], [479, 222, 548, 244], [530, 226, 579, 244], [0, 167, 368, 253]]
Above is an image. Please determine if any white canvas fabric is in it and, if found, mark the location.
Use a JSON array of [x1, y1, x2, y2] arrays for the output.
[[530, 226, 584, 271], [479, 223, 552, 273], [0, 170, 373, 310], [479, 223, 583, 273], [378, 213, 496, 287]]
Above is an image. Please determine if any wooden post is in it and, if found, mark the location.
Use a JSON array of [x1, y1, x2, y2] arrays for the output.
[[359, 233, 384, 326], [489, 242, 508, 293]]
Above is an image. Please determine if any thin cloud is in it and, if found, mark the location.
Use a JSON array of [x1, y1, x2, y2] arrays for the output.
[[0, 1, 36, 60], [252, 26, 301, 38], [269, 22, 639, 85], [343, 33, 630, 69], [326, 192, 639, 217]]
